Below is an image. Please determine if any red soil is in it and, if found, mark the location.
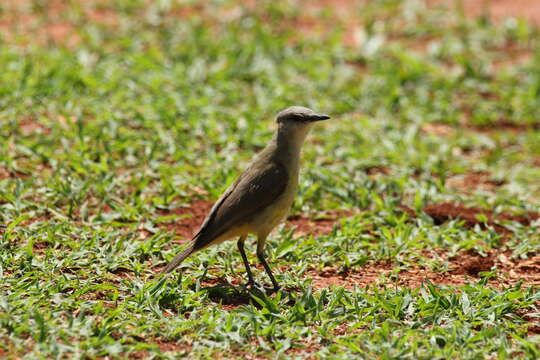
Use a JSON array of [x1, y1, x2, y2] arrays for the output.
[[309, 249, 540, 290], [287, 210, 354, 236], [157, 200, 212, 239], [422, 120, 540, 138], [365, 165, 391, 176], [397, 202, 539, 235], [3, 0, 540, 50], [18, 116, 51, 136], [430, 0, 540, 25], [421, 123, 456, 137], [0, 0, 116, 46], [470, 120, 540, 133], [128, 338, 191, 359], [422, 202, 539, 234], [445, 171, 505, 193]]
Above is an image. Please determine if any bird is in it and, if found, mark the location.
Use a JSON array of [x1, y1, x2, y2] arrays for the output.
[[159, 106, 330, 292]]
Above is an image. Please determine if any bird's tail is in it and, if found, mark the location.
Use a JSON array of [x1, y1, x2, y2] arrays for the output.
[[159, 240, 197, 274]]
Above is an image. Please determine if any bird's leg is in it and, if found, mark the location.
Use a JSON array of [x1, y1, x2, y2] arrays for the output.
[[237, 235, 260, 288], [257, 234, 280, 292]]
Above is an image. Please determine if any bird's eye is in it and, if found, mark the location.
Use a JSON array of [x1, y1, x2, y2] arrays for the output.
[[291, 114, 307, 122]]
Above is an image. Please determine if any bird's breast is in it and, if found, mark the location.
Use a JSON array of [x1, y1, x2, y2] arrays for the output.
[[251, 169, 299, 235]]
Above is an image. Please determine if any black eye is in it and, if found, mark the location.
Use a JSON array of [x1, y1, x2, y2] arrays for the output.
[[290, 114, 307, 122]]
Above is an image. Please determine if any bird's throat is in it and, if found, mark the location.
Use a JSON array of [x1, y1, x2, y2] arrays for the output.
[[274, 124, 312, 159]]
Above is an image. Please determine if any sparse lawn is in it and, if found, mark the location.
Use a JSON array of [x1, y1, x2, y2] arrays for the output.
[[1, 0, 539, 358]]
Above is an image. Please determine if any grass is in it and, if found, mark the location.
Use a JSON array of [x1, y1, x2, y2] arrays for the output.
[[1, 0, 540, 358]]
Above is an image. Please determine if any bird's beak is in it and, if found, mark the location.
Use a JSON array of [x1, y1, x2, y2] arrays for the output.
[[309, 114, 331, 122]]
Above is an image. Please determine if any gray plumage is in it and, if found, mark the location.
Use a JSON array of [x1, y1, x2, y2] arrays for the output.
[[159, 160, 288, 274], [159, 106, 330, 290]]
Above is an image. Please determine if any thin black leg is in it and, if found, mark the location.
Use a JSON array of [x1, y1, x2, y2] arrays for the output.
[[237, 236, 258, 287], [257, 235, 280, 292]]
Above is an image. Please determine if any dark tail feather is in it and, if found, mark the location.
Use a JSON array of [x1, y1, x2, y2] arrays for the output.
[[159, 240, 197, 274]]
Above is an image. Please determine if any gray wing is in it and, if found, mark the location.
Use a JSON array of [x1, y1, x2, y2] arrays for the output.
[[192, 160, 289, 250]]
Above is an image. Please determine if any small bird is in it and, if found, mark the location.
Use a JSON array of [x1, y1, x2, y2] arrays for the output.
[[160, 106, 330, 291]]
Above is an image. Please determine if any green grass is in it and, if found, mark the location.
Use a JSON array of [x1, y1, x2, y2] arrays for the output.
[[1, 0, 540, 358]]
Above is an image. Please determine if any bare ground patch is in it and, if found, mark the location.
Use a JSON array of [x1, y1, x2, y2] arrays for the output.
[[1, 0, 88, 46], [421, 202, 539, 235], [125, 337, 191, 359], [429, 0, 540, 26], [308, 259, 469, 290], [423, 120, 540, 137], [421, 122, 456, 137], [364, 165, 392, 179], [156, 200, 213, 240], [17, 115, 52, 136], [396, 202, 539, 235], [287, 210, 355, 236], [0, 162, 52, 182], [308, 248, 540, 290], [166, 0, 364, 46], [470, 120, 540, 133], [445, 171, 506, 192], [0, 0, 127, 46], [517, 305, 540, 336], [0, 167, 31, 180], [491, 46, 534, 71], [0, 0, 361, 47]]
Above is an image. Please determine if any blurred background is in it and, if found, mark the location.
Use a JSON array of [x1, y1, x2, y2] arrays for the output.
[[2, 0, 540, 212], [1, 1, 540, 358]]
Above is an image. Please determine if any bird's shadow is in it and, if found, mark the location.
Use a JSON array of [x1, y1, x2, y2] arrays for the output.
[[196, 280, 295, 308]]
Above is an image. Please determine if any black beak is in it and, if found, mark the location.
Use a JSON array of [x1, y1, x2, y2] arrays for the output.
[[309, 114, 331, 122]]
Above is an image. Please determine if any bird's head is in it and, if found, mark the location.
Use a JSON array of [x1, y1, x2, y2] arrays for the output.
[[276, 106, 331, 126], [274, 106, 330, 147]]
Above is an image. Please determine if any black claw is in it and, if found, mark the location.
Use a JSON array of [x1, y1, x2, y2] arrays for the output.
[[267, 285, 281, 294], [245, 280, 262, 289]]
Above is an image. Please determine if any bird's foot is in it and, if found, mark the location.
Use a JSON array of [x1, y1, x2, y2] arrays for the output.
[[244, 280, 263, 290], [266, 285, 281, 295]]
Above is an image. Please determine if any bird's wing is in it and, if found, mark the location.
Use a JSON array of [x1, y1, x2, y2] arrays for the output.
[[192, 159, 289, 250]]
